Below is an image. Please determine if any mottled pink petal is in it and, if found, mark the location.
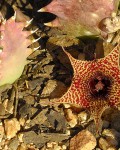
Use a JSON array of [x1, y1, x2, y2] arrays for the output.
[[40, 0, 119, 37], [0, 14, 33, 86]]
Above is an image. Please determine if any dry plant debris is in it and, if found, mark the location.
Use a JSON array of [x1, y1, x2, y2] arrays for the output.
[[0, 0, 120, 150]]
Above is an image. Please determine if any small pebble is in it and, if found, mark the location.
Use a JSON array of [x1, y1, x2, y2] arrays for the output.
[[0, 103, 5, 116], [99, 137, 118, 150], [4, 118, 20, 139], [17, 143, 27, 150], [8, 138, 19, 150], [0, 123, 4, 142], [62, 145, 67, 150], [64, 109, 77, 127], [78, 111, 88, 124], [19, 118, 26, 126], [70, 130, 96, 150], [47, 142, 53, 148], [99, 137, 109, 150], [18, 133, 24, 143], [63, 104, 71, 109], [102, 129, 120, 139], [44, 142, 66, 150], [107, 147, 117, 150]]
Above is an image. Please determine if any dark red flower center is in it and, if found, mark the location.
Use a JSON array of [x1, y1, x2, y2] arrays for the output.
[[89, 72, 112, 99]]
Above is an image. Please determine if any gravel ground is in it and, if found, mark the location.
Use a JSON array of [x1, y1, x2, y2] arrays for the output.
[[0, 0, 120, 150]]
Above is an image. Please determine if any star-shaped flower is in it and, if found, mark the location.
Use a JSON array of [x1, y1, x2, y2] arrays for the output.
[[51, 44, 120, 133]]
